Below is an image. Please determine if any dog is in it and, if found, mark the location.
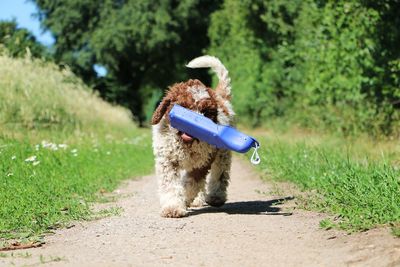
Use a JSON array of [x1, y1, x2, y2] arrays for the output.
[[151, 55, 235, 218]]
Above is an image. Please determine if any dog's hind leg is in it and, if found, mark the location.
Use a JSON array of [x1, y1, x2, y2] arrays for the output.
[[156, 159, 187, 218], [205, 150, 232, 207]]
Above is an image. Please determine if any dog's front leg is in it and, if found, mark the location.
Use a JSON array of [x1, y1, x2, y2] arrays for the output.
[[205, 150, 232, 207], [182, 170, 206, 207], [156, 159, 187, 218]]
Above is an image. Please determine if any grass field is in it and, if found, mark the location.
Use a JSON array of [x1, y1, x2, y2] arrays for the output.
[[0, 129, 153, 242], [0, 54, 154, 246], [253, 130, 400, 236]]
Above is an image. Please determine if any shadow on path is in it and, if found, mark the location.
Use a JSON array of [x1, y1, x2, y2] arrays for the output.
[[189, 196, 294, 216]]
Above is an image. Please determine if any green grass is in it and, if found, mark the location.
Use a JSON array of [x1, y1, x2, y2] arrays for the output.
[[254, 131, 400, 234], [0, 54, 154, 244], [0, 129, 153, 241]]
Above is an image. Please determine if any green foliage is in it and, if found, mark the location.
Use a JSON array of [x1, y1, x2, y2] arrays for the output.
[[255, 132, 400, 233], [209, 0, 400, 136], [0, 20, 47, 58], [33, 0, 219, 123], [30, 0, 400, 135]]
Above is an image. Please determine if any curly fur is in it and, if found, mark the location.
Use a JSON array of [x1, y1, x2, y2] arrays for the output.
[[152, 55, 234, 218]]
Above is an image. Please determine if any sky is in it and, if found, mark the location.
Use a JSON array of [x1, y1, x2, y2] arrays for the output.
[[0, 0, 54, 46]]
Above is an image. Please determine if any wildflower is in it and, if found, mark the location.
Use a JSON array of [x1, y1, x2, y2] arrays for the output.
[[25, 155, 37, 162], [41, 140, 51, 148], [50, 144, 58, 150], [71, 149, 78, 154], [35, 144, 40, 151], [42, 140, 58, 151], [6, 173, 13, 177], [11, 156, 16, 160], [58, 144, 68, 149]]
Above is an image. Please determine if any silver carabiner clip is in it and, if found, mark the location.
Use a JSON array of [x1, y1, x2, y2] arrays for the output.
[[250, 142, 261, 165]]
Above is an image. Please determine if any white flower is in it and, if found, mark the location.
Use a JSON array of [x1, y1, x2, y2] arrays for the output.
[[33, 161, 40, 166], [41, 140, 52, 148], [58, 144, 68, 149], [41, 140, 59, 151], [25, 155, 37, 162], [11, 156, 16, 160], [35, 144, 40, 151]]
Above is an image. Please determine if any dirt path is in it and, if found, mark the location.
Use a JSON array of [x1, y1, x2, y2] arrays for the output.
[[2, 157, 400, 267]]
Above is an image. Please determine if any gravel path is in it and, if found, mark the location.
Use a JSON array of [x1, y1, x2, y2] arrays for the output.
[[1, 157, 399, 267]]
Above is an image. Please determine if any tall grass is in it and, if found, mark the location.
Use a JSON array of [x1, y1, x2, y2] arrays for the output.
[[0, 53, 133, 134], [0, 54, 154, 245]]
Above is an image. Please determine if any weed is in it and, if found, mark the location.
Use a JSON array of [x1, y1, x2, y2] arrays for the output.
[[91, 207, 124, 220], [391, 223, 400, 238], [24, 255, 68, 266]]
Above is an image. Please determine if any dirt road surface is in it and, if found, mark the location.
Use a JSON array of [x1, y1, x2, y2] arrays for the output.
[[1, 157, 399, 267]]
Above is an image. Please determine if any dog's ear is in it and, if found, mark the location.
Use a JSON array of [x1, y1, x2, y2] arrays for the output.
[[151, 98, 170, 125]]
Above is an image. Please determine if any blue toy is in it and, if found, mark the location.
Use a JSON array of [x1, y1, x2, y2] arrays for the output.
[[169, 104, 260, 164]]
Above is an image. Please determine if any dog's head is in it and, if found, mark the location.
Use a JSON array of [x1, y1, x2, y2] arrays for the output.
[[151, 79, 233, 144]]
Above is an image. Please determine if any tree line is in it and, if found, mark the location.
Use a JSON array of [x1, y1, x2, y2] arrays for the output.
[[1, 0, 399, 136]]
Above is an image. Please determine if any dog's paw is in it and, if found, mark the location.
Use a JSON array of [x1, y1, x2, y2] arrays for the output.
[[190, 192, 206, 207], [190, 197, 206, 208], [205, 195, 226, 207], [160, 205, 187, 218]]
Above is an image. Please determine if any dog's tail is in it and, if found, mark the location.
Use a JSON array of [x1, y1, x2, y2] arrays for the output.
[[186, 55, 231, 99]]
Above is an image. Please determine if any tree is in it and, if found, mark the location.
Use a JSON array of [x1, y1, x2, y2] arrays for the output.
[[33, 0, 219, 124], [209, 0, 400, 135], [0, 20, 46, 58]]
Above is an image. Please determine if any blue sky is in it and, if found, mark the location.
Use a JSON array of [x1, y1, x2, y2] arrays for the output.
[[0, 0, 54, 46]]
